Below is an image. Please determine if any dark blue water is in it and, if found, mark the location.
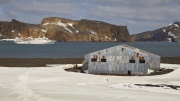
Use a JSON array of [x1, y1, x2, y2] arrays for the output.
[[0, 41, 180, 58]]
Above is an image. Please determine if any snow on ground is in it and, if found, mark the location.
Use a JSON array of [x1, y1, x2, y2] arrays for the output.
[[0, 63, 180, 101]]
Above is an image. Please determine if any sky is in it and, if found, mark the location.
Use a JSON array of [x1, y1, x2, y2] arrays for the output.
[[0, 0, 180, 35]]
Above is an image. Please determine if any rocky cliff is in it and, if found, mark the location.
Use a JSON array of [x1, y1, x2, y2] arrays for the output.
[[0, 17, 133, 42], [131, 22, 180, 42]]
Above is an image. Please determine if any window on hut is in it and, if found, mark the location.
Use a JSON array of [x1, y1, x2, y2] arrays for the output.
[[91, 58, 97, 62], [101, 59, 106, 62], [139, 57, 145, 63], [139, 60, 145, 63], [129, 60, 135, 63]]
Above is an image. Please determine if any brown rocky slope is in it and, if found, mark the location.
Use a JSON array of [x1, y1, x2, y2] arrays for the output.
[[0, 17, 134, 42]]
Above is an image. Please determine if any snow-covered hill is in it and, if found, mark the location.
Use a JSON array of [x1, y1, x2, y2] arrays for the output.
[[132, 22, 180, 42]]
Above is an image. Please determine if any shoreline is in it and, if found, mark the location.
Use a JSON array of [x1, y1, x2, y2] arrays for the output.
[[0, 57, 179, 67]]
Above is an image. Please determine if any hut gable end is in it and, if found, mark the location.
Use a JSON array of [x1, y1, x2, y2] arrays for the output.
[[84, 44, 160, 75]]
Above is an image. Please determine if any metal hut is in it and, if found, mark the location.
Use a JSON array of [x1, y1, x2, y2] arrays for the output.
[[83, 44, 160, 75]]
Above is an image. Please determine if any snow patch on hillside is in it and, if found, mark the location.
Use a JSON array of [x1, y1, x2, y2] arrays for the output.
[[53, 21, 72, 33], [65, 28, 72, 33], [76, 30, 79, 33], [163, 29, 166, 33], [18, 33, 21, 37], [52, 21, 66, 27], [67, 23, 73, 27], [174, 24, 179, 27], [43, 22, 50, 25], [168, 31, 178, 38], [43, 21, 75, 34], [90, 30, 97, 35], [41, 29, 46, 33], [166, 23, 173, 27], [67, 23, 79, 33], [166, 23, 179, 28], [167, 38, 172, 42], [11, 30, 15, 33]]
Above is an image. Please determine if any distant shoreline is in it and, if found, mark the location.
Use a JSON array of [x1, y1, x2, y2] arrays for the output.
[[0, 57, 179, 67]]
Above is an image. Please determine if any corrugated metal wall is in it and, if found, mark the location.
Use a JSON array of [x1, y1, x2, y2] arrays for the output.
[[85, 44, 160, 75]]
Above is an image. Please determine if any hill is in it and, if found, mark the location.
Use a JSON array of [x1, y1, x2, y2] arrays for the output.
[[0, 17, 133, 42], [131, 22, 180, 42]]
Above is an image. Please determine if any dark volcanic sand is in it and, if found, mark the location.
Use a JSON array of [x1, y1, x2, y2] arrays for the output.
[[0, 58, 84, 67], [0, 57, 179, 67]]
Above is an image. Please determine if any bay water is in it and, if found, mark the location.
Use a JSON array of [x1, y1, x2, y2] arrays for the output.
[[0, 41, 180, 58]]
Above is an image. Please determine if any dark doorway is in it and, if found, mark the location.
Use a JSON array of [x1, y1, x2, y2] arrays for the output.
[[128, 71, 131, 74]]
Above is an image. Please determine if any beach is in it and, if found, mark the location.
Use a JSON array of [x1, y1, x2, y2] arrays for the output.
[[0, 58, 84, 67], [0, 57, 179, 67]]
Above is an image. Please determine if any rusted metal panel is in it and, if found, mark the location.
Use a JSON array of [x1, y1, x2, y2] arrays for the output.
[[101, 55, 108, 73], [101, 61, 107, 73], [116, 56, 121, 72], [107, 56, 116, 74], [138, 63, 144, 75], [129, 63, 135, 75]]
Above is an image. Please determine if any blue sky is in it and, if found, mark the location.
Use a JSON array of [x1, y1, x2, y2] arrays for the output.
[[0, 0, 180, 34]]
